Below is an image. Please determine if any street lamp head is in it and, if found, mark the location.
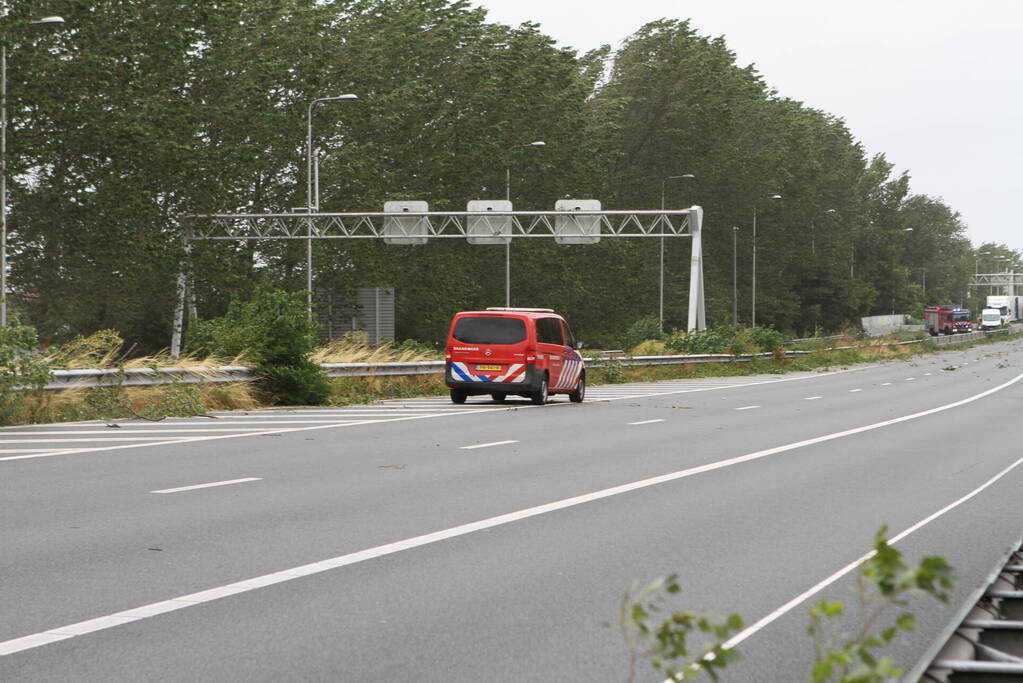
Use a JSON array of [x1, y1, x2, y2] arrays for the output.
[[671, 173, 695, 179], [769, 194, 782, 200], [31, 16, 65, 25], [904, 228, 913, 232], [825, 208, 836, 213], [528, 141, 546, 147]]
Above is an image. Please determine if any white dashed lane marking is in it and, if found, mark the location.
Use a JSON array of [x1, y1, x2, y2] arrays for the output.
[[848, 389, 862, 393], [735, 406, 760, 411], [151, 478, 263, 494], [0, 369, 854, 462], [804, 396, 823, 401], [628, 419, 665, 425], [459, 440, 519, 450]]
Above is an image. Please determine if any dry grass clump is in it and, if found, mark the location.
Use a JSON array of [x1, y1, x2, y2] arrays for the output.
[[11, 381, 260, 425], [117, 383, 260, 413], [329, 374, 446, 406], [2, 330, 261, 425], [630, 339, 668, 356], [312, 335, 441, 364], [43, 329, 247, 371]]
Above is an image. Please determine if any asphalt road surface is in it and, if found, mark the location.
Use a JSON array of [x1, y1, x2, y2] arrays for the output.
[[3, 339, 1023, 682]]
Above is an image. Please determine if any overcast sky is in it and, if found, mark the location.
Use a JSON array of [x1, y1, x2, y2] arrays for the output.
[[472, 0, 1022, 253]]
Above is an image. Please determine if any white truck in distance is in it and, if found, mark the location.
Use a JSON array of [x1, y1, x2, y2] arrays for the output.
[[980, 308, 1005, 330], [985, 295, 1023, 326]]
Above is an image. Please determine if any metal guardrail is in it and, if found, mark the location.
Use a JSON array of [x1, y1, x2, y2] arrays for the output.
[[910, 537, 1023, 681], [320, 361, 445, 377], [29, 348, 875, 390], [42, 366, 256, 390], [933, 330, 987, 346], [27, 329, 1016, 391]]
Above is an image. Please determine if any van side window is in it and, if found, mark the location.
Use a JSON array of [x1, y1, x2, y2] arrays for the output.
[[560, 321, 575, 348], [537, 318, 564, 345]]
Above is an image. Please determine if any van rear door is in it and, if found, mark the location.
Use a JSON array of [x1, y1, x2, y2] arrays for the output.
[[535, 317, 565, 388], [448, 315, 528, 383]]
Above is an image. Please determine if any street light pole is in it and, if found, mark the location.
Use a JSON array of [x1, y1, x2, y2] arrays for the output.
[[812, 208, 836, 257], [305, 93, 357, 322], [2, 16, 65, 328], [503, 141, 544, 307], [658, 173, 694, 329], [751, 194, 782, 328], [732, 226, 739, 325], [751, 206, 757, 328]]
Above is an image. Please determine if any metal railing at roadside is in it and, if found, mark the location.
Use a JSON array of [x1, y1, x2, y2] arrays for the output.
[[42, 366, 256, 390], [32, 343, 919, 391], [26, 326, 1021, 391]]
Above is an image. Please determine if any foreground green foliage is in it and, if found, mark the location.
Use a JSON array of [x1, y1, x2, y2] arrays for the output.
[[620, 527, 955, 682], [614, 574, 742, 682], [808, 527, 955, 682], [188, 287, 331, 405]]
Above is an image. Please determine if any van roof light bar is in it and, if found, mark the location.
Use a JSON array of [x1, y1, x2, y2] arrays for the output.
[[485, 307, 555, 312]]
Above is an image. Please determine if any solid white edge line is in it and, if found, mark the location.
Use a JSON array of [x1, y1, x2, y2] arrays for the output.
[[592, 367, 862, 402], [717, 449, 1023, 652], [3, 370, 1021, 658], [459, 440, 519, 450], [150, 478, 263, 494], [0, 410, 501, 463]]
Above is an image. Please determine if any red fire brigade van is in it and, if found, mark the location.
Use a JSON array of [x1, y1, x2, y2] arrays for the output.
[[923, 306, 973, 336], [445, 308, 585, 405]]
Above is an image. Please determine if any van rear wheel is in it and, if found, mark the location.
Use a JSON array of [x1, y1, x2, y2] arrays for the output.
[[450, 389, 467, 404], [530, 376, 548, 405], [568, 374, 585, 403]]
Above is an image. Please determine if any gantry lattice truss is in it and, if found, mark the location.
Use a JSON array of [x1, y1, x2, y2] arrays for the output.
[[183, 209, 696, 242], [970, 273, 1022, 289], [182, 207, 706, 333]]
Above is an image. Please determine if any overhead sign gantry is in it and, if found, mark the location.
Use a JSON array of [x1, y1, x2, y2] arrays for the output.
[[177, 202, 706, 354]]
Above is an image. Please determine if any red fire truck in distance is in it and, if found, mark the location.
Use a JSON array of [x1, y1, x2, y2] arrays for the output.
[[924, 306, 973, 336]]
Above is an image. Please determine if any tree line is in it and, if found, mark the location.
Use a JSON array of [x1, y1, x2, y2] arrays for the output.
[[5, 0, 1018, 351]]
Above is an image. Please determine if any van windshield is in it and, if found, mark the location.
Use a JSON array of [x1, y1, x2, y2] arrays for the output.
[[454, 316, 527, 344]]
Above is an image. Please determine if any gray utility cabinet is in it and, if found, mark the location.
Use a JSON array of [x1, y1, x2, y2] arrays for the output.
[[316, 287, 395, 344]]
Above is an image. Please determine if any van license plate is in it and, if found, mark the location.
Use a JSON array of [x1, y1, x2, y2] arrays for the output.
[[476, 364, 501, 371]]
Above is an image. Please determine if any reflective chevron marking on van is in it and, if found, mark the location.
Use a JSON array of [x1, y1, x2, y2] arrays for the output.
[[494, 364, 525, 382], [556, 358, 584, 390], [450, 362, 483, 382], [451, 362, 525, 383]]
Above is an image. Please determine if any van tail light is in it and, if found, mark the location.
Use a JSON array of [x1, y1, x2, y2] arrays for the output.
[[445, 355, 452, 361]]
